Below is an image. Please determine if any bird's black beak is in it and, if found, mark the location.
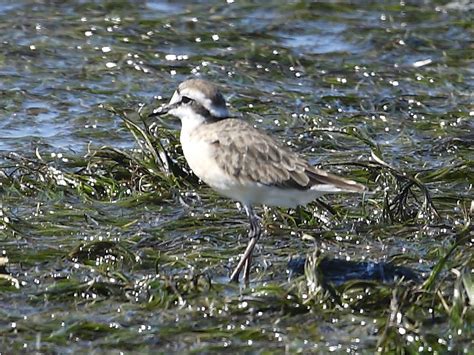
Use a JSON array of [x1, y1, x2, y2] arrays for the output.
[[149, 100, 183, 117], [148, 104, 171, 117]]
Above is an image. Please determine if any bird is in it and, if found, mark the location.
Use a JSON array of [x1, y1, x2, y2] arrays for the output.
[[149, 79, 366, 284]]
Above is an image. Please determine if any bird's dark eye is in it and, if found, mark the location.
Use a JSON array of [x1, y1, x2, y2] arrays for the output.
[[181, 96, 192, 104]]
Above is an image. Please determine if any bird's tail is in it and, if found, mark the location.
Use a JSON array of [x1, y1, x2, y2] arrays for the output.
[[306, 167, 367, 193]]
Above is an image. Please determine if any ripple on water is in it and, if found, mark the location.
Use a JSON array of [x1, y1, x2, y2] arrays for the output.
[[282, 33, 359, 54], [278, 21, 365, 55], [145, 1, 184, 17]]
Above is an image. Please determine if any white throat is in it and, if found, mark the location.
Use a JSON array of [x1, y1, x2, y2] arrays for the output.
[[170, 105, 206, 138]]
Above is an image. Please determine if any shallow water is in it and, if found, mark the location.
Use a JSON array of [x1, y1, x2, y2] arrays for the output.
[[0, 0, 473, 353]]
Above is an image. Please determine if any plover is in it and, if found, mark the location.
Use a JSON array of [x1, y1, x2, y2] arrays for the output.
[[150, 79, 366, 284]]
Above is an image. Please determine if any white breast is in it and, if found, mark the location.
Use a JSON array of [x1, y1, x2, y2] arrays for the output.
[[180, 125, 237, 192]]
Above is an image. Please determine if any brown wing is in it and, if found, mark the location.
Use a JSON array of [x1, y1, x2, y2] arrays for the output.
[[200, 119, 365, 192]]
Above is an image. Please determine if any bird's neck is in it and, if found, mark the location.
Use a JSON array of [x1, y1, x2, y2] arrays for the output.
[[180, 113, 206, 137], [179, 109, 227, 138]]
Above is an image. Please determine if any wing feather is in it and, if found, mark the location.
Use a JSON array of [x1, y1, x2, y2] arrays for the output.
[[199, 119, 365, 192]]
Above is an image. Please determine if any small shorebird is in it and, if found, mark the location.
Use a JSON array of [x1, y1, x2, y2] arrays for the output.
[[150, 79, 366, 284]]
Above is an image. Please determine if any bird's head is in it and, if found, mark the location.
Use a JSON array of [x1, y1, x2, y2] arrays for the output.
[[149, 79, 229, 125]]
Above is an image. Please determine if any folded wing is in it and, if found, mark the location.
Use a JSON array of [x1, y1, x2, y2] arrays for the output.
[[203, 119, 365, 192]]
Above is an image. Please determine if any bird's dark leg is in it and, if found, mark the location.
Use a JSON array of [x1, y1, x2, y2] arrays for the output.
[[243, 254, 252, 285], [229, 205, 262, 283], [243, 208, 262, 284]]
